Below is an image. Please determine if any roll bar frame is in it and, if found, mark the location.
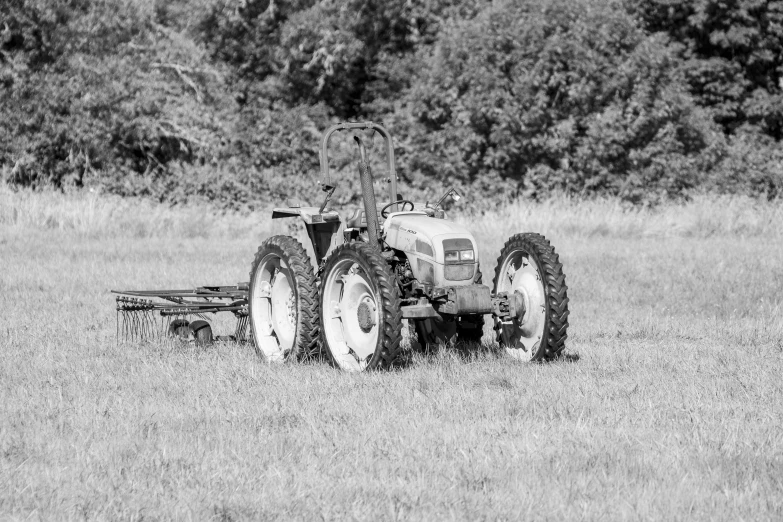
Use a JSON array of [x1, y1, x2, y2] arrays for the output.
[[319, 121, 398, 208]]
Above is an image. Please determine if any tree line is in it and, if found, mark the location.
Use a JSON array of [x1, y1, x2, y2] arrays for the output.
[[1, 0, 781, 208]]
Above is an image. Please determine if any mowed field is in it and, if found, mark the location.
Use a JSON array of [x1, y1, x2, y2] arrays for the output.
[[1, 188, 782, 521]]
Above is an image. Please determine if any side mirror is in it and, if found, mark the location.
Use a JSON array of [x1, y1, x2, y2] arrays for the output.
[[434, 187, 464, 210]]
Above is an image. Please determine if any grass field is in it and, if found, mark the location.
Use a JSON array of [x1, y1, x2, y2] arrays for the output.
[[1, 188, 782, 520]]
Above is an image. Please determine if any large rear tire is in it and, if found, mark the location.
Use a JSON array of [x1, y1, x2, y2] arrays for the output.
[[493, 233, 569, 360], [248, 235, 319, 362], [319, 243, 403, 371]]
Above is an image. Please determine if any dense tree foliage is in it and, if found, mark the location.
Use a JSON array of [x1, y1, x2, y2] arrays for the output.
[[1, 0, 780, 207], [397, 0, 722, 202], [628, 0, 783, 138]]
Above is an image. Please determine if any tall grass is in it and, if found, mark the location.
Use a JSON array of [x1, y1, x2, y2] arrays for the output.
[[3, 186, 781, 240], [463, 195, 783, 240], [0, 186, 279, 240]]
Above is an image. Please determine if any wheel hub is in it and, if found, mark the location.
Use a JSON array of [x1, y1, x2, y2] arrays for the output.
[[357, 298, 376, 332], [322, 259, 381, 371], [513, 290, 527, 322]]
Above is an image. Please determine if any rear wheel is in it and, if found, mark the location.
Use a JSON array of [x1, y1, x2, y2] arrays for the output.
[[249, 235, 319, 362], [320, 243, 403, 371], [493, 233, 569, 360]]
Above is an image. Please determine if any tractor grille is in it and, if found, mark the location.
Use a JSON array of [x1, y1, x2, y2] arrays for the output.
[[444, 264, 475, 281]]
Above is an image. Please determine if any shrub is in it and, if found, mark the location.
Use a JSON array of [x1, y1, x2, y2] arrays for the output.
[[627, 0, 783, 139], [391, 0, 722, 203]]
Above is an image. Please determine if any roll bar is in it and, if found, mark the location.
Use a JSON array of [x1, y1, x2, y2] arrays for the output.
[[319, 122, 398, 206]]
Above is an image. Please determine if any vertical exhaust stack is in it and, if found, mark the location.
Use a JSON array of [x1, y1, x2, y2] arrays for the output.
[[354, 136, 381, 250]]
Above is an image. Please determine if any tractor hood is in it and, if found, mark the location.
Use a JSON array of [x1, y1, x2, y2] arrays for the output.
[[383, 212, 480, 286]]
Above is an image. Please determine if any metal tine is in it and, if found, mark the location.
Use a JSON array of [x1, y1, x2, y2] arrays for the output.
[[136, 307, 144, 341], [159, 312, 168, 341], [141, 310, 150, 341], [131, 309, 139, 342], [235, 315, 248, 342], [145, 308, 155, 341], [126, 309, 133, 342]]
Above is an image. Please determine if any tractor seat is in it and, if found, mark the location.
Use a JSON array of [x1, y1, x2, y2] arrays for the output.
[[345, 208, 384, 229]]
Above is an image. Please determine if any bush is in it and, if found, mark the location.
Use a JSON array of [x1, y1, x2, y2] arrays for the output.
[[1, 0, 234, 190], [706, 129, 783, 199], [389, 0, 723, 203], [628, 0, 783, 139]]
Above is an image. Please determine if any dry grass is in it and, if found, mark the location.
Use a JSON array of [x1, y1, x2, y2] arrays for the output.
[[1, 187, 782, 521]]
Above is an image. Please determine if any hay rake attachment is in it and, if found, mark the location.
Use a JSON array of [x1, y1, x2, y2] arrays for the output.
[[112, 286, 249, 344]]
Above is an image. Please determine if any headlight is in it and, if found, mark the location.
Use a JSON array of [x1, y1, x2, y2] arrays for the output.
[[444, 250, 459, 263], [459, 250, 474, 261]]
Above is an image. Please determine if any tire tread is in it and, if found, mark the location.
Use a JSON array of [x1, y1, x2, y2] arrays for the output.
[[249, 235, 320, 360], [319, 242, 403, 370], [492, 233, 569, 360]]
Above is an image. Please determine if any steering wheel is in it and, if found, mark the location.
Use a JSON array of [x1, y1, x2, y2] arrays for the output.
[[380, 200, 414, 218]]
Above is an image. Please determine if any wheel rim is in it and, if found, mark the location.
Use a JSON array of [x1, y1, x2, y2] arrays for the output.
[[496, 249, 546, 360], [322, 259, 380, 372], [251, 253, 296, 361]]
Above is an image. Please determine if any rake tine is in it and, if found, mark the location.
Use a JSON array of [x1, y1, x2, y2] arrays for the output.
[[132, 308, 140, 342], [126, 311, 132, 342], [144, 308, 153, 341], [123, 311, 129, 342], [160, 313, 167, 341], [235, 316, 248, 342], [141, 310, 148, 341], [122, 309, 128, 342]]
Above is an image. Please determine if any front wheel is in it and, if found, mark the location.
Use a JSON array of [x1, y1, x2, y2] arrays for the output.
[[493, 233, 569, 360], [320, 243, 403, 371]]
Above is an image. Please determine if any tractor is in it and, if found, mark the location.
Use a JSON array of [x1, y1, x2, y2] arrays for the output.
[[248, 122, 569, 371]]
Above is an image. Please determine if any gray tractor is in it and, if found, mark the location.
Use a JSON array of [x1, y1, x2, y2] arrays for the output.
[[248, 122, 569, 371]]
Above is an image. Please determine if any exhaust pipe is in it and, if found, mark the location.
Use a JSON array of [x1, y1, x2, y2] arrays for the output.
[[354, 136, 381, 250]]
